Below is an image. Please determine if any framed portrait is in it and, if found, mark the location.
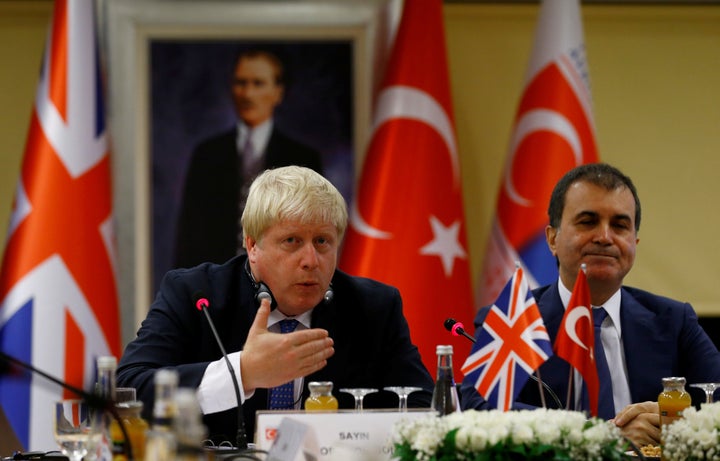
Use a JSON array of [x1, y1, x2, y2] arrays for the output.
[[101, 0, 397, 342]]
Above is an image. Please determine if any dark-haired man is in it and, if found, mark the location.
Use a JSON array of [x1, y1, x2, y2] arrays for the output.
[[462, 163, 720, 447]]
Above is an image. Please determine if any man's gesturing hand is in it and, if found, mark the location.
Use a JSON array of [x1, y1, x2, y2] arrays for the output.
[[240, 298, 335, 393]]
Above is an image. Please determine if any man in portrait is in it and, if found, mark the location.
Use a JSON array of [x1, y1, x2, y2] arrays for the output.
[[174, 48, 324, 268]]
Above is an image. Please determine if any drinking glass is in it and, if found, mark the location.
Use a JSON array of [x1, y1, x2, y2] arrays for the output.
[[689, 383, 720, 403], [54, 400, 93, 461], [339, 388, 378, 411], [383, 386, 423, 411]]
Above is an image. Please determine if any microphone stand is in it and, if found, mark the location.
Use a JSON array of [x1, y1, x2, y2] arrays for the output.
[[194, 291, 267, 460], [0, 351, 134, 460]]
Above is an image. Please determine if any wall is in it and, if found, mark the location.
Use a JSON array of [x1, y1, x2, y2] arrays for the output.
[[1, 1, 719, 346]]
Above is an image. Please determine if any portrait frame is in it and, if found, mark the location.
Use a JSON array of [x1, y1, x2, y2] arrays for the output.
[[101, 0, 397, 343]]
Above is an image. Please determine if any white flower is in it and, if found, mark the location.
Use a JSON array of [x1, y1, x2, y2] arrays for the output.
[[392, 409, 624, 460], [662, 402, 720, 461]]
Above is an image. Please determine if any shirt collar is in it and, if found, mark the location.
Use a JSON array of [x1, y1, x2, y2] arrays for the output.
[[268, 308, 313, 330], [237, 119, 273, 158], [557, 278, 622, 335]]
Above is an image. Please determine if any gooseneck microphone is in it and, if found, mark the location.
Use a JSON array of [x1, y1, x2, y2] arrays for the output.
[[442, 317, 563, 409], [443, 318, 476, 344], [193, 291, 248, 450]]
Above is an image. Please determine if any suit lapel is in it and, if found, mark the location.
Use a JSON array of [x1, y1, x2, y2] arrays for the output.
[[619, 289, 666, 402]]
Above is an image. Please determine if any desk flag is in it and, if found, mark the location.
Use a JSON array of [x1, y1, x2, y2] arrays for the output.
[[339, 0, 474, 380], [554, 267, 599, 415], [462, 266, 553, 411], [0, 0, 120, 450], [475, 0, 599, 309]]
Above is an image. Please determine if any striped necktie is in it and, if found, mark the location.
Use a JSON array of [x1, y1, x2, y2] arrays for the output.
[[268, 319, 299, 409]]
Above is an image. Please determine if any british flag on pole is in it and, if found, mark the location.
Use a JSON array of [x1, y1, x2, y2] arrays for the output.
[[476, 0, 599, 309], [0, 0, 120, 450], [462, 266, 552, 411]]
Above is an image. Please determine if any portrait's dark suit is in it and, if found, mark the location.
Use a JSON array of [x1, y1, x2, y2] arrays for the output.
[[174, 127, 323, 269], [461, 282, 720, 414], [117, 255, 433, 444]]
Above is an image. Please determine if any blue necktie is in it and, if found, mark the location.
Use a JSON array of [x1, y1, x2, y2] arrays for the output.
[[268, 319, 299, 409], [591, 307, 615, 419]]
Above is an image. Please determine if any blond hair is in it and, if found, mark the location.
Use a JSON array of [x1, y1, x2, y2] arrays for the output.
[[241, 166, 348, 246]]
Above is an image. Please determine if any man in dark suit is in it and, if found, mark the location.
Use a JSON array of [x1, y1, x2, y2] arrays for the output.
[[174, 49, 323, 268], [461, 163, 720, 447], [119, 166, 433, 445]]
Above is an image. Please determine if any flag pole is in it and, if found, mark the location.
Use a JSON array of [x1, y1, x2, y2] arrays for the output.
[[565, 370, 573, 410], [535, 370, 547, 409]]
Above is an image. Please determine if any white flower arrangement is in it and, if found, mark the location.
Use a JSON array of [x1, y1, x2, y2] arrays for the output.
[[662, 402, 720, 461], [391, 409, 629, 461]]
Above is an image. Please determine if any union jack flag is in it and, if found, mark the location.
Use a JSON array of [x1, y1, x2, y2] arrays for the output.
[[0, 0, 120, 450], [462, 266, 552, 411]]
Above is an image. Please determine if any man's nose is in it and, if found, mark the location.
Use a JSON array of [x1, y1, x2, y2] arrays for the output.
[[300, 244, 320, 269], [594, 224, 613, 243]]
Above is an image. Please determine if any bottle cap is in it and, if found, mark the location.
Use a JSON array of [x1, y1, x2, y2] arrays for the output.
[[436, 345, 453, 355], [155, 368, 179, 386], [308, 381, 334, 393], [97, 356, 117, 369], [662, 376, 686, 386]]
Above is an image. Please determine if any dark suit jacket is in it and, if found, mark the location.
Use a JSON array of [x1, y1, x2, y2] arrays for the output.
[[117, 255, 433, 445], [460, 282, 720, 414], [174, 127, 323, 268]]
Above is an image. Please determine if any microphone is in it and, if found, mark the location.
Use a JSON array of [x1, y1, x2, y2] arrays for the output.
[[323, 283, 334, 304], [193, 291, 248, 450], [443, 318, 476, 344], [255, 282, 276, 309], [442, 317, 563, 409]]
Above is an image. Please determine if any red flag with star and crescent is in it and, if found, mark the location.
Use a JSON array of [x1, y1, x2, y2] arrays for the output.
[[339, 0, 475, 379], [554, 267, 599, 415], [0, 0, 120, 450], [476, 0, 599, 309]]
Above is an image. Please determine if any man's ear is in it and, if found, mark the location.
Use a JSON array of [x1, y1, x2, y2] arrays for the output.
[[245, 236, 258, 262], [545, 225, 558, 256]]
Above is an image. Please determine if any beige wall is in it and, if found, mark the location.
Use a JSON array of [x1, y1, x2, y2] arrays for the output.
[[1, 1, 719, 345]]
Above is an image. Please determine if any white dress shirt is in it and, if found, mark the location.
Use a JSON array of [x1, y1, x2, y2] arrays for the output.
[[196, 308, 313, 415]]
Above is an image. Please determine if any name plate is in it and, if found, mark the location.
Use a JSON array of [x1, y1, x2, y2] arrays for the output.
[[255, 409, 435, 460]]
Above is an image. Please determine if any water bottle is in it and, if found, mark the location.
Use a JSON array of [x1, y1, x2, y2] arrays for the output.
[[431, 345, 460, 415], [144, 369, 179, 461]]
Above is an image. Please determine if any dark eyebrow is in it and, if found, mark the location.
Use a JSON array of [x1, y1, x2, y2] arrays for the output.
[[573, 210, 598, 221]]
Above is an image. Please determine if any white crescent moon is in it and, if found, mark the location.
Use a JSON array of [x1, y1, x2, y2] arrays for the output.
[[349, 85, 458, 239], [503, 108, 583, 207], [563, 304, 591, 351]]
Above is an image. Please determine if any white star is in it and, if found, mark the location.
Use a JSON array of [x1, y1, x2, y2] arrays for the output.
[[419, 215, 467, 277]]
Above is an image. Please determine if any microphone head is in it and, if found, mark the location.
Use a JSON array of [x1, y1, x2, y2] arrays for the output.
[[323, 285, 334, 304], [256, 291, 272, 304], [443, 317, 458, 332], [192, 291, 209, 311]]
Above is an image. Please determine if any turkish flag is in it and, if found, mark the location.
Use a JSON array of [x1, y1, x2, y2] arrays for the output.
[[339, 0, 474, 379], [476, 0, 599, 309], [554, 268, 599, 416]]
